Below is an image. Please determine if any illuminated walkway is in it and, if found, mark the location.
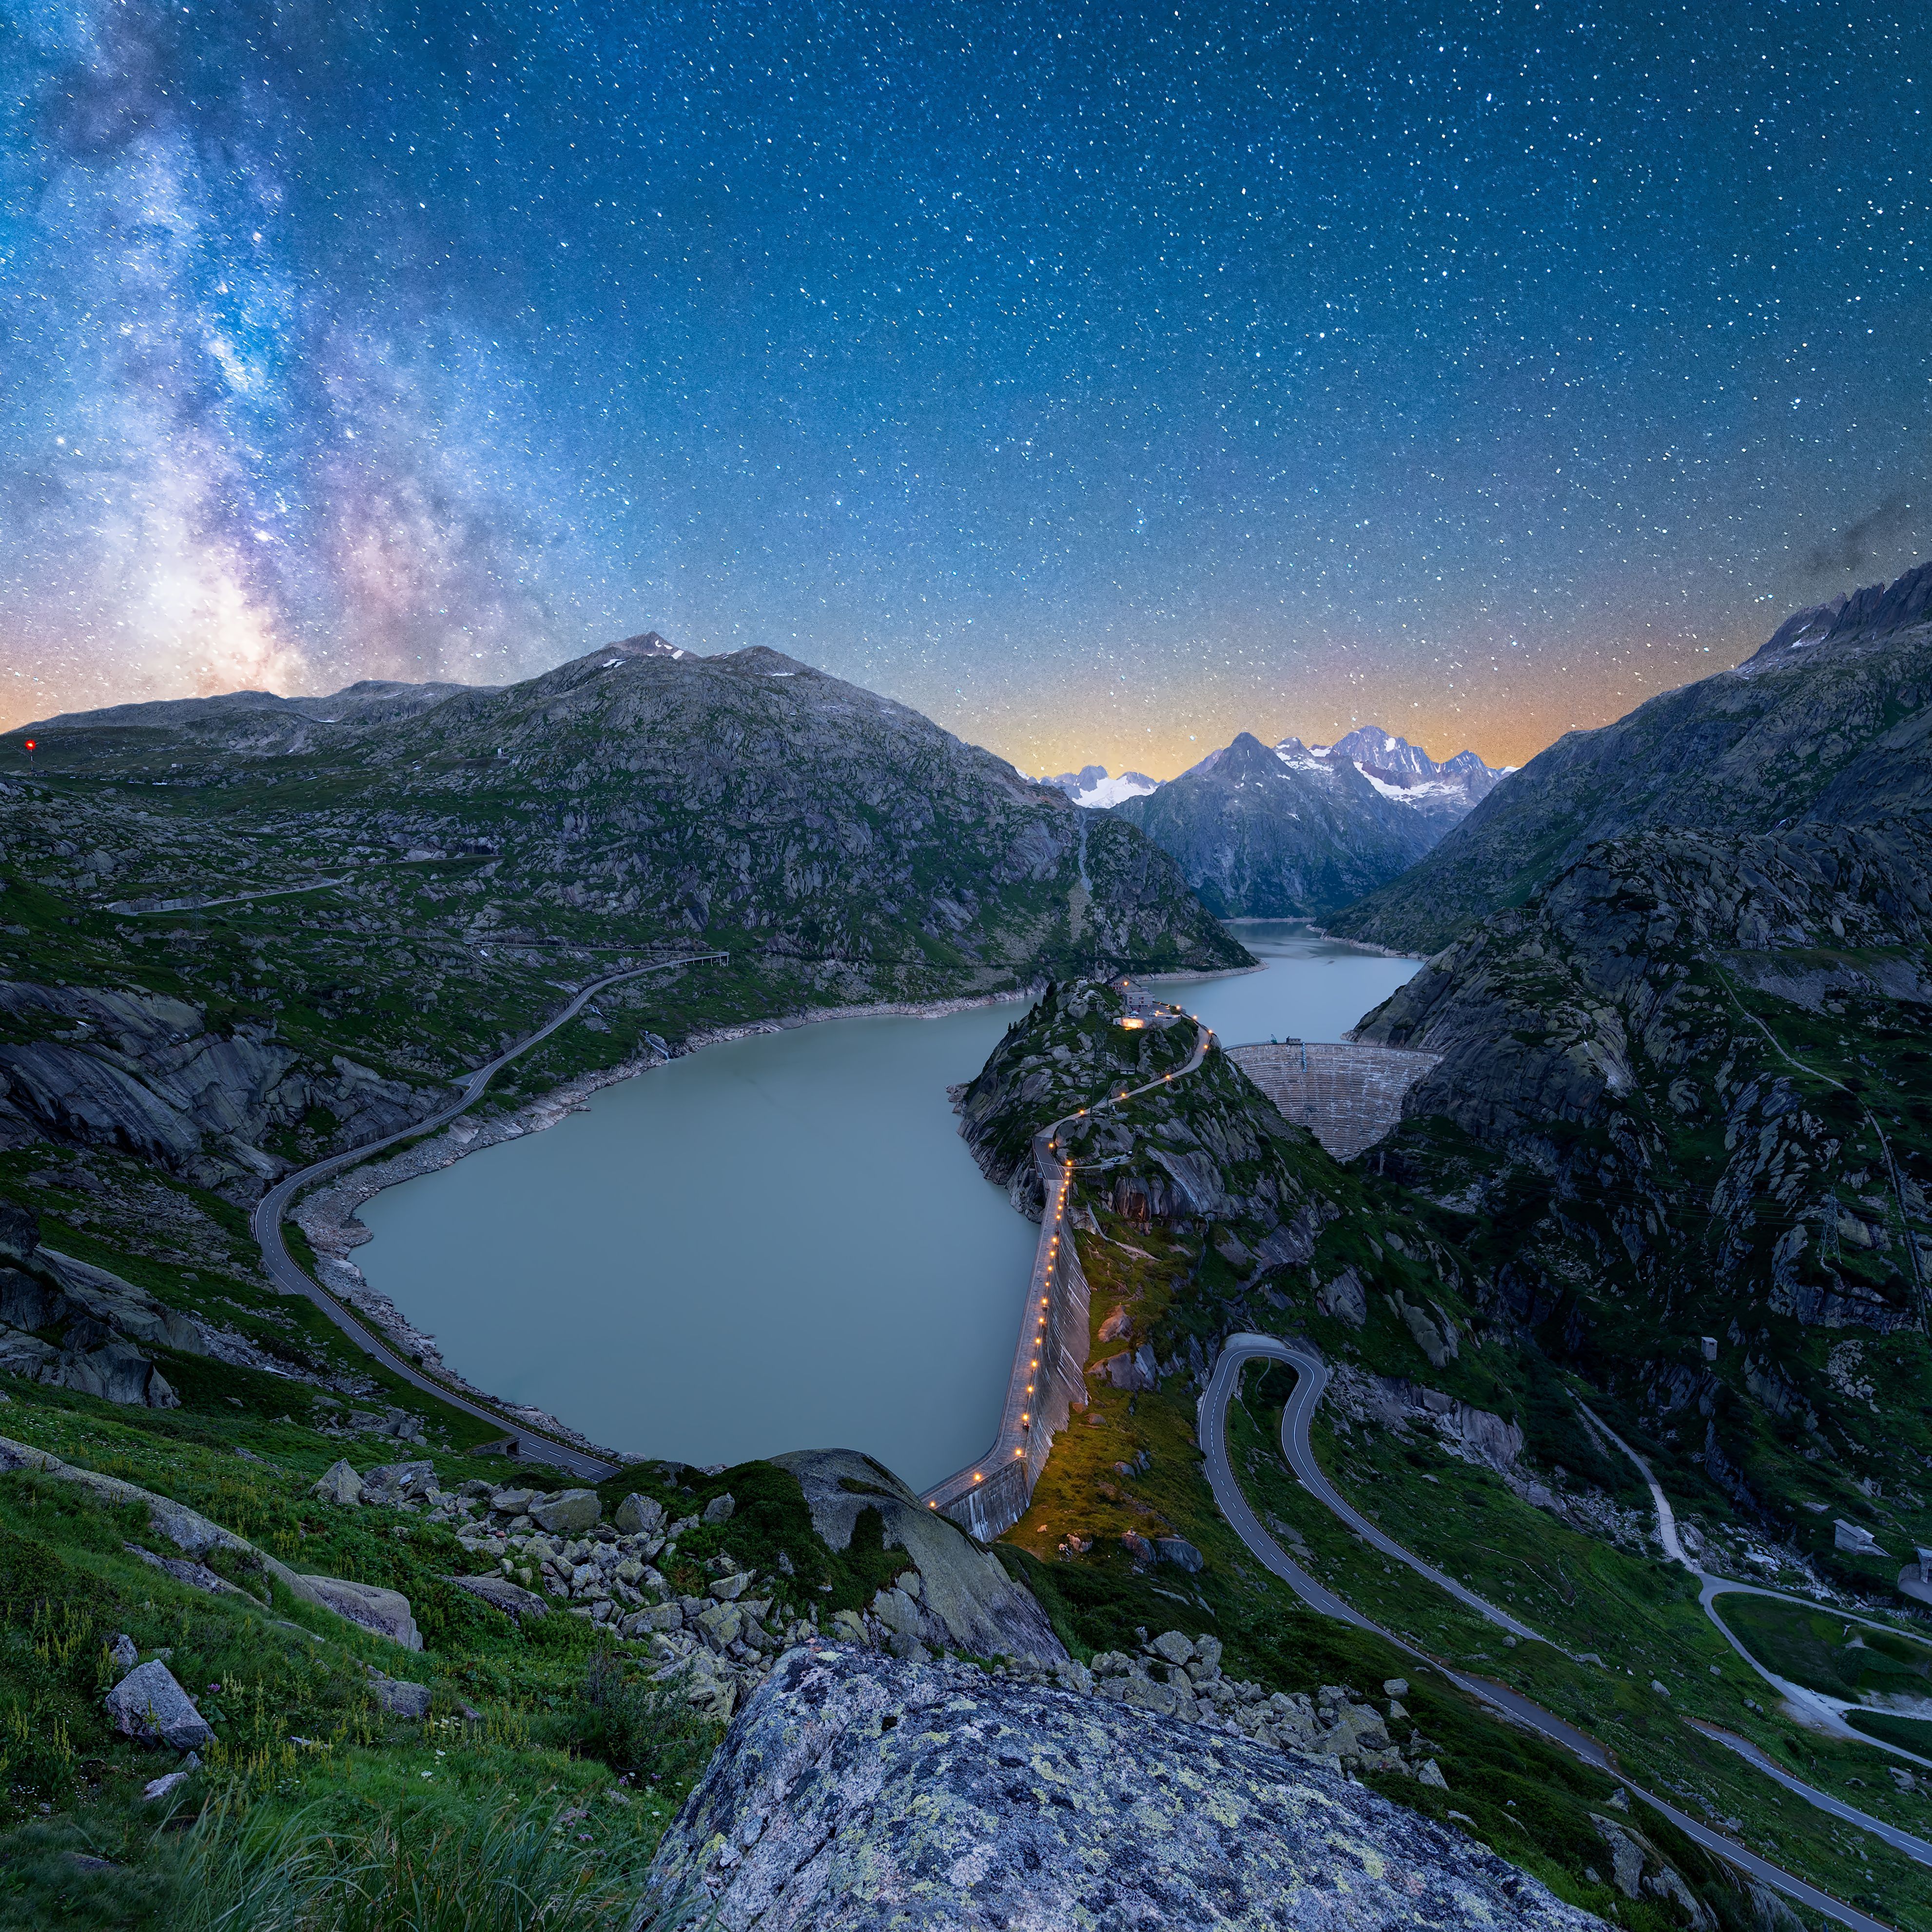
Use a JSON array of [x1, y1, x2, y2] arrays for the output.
[[921, 1009, 1211, 1537]]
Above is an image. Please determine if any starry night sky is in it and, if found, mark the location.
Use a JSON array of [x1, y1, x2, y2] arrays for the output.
[[2, 1, 1928, 773]]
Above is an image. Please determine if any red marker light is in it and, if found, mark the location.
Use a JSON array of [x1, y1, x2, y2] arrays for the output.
[[22, 741, 35, 751]]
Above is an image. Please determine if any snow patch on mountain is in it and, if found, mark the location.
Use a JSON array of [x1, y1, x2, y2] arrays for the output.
[[1270, 727, 1506, 810], [607, 630, 689, 661], [1043, 764, 1161, 808], [1270, 738, 1339, 778]]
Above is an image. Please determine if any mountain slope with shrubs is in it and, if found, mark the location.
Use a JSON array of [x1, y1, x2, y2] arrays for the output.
[[1348, 813, 1932, 1577], [0, 637, 1243, 1205], [0, 1329, 1087, 1928]]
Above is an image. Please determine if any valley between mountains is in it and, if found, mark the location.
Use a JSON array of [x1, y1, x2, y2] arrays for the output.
[[0, 574, 1928, 1930]]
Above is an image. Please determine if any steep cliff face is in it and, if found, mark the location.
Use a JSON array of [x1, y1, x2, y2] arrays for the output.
[[1350, 814, 1932, 1570], [1112, 728, 1504, 919], [0, 979, 428, 1189], [1358, 817, 1932, 1155], [0, 1198, 201, 1408], [1331, 563, 1932, 954]]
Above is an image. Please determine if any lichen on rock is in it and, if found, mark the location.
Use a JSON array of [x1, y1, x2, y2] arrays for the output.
[[636, 1644, 1606, 1931]]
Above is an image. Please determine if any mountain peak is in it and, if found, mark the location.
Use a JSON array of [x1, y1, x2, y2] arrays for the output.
[[1739, 558, 1932, 671], [1263, 726, 1506, 806], [1113, 723, 1506, 918], [1043, 763, 1159, 808], [601, 630, 689, 662]]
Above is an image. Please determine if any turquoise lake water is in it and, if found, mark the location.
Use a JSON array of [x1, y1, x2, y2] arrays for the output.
[[353, 924, 1416, 1487], [1172, 920, 1422, 1045]]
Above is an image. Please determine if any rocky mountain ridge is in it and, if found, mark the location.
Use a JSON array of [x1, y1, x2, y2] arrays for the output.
[[12, 640, 1241, 983], [1111, 725, 1503, 918], [0, 642, 1244, 1197], [1332, 562, 1932, 954]]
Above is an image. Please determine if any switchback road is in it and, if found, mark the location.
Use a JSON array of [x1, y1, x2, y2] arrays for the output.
[[1200, 1333, 1906, 1932], [1577, 1400, 1932, 1779]]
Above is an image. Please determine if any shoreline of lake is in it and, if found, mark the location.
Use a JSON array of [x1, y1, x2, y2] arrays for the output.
[[317, 927, 1421, 1478], [292, 980, 1047, 1465]]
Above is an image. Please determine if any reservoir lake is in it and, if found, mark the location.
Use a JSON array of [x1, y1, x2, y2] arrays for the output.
[[353, 921, 1419, 1487]]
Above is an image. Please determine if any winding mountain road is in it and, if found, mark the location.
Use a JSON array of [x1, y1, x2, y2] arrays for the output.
[[1200, 1332, 1912, 1932], [251, 953, 726, 1480], [1577, 1400, 1932, 1774], [106, 875, 358, 916]]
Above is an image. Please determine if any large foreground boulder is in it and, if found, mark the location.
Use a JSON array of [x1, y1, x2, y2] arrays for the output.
[[528, 1486, 602, 1534], [104, 1661, 213, 1753], [637, 1646, 1605, 1932], [769, 1449, 1063, 1665]]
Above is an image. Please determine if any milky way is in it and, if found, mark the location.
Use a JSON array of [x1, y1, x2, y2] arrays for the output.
[[2, 2, 1928, 773], [0, 0, 645, 716]]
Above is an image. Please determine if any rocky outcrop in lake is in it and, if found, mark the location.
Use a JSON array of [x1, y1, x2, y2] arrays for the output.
[[636, 1644, 1604, 1932], [957, 977, 1338, 1245]]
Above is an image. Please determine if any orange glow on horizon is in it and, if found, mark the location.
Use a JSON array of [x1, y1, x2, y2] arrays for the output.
[[937, 611, 1777, 784]]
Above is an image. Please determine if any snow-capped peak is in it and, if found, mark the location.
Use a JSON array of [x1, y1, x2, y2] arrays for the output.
[[1267, 726, 1508, 809], [1271, 736, 1331, 774], [1042, 764, 1161, 809]]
